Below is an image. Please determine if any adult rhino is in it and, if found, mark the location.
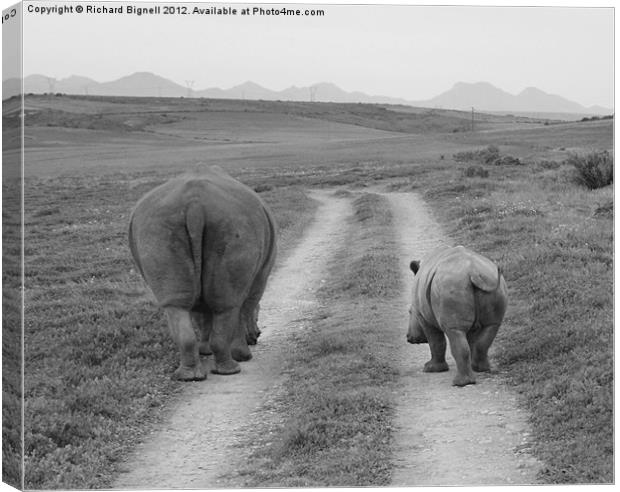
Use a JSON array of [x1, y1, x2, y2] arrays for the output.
[[406, 245, 507, 386], [128, 167, 277, 381]]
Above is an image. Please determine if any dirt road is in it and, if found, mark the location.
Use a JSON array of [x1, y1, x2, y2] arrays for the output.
[[114, 189, 540, 488], [386, 192, 541, 485], [113, 191, 352, 489]]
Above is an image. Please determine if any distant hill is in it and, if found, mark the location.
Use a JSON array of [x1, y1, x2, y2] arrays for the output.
[[4, 72, 612, 115], [4, 72, 187, 98], [89, 72, 187, 97], [415, 81, 610, 115], [3, 74, 100, 98], [195, 80, 411, 106]]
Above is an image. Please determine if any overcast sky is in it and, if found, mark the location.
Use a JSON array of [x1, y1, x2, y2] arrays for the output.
[[2, 0, 615, 107]]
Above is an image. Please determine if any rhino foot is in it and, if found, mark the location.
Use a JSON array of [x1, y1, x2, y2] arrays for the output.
[[452, 374, 476, 387], [212, 360, 241, 375], [231, 345, 252, 362], [472, 360, 491, 372], [172, 365, 207, 382], [246, 328, 261, 346], [198, 341, 213, 356], [423, 360, 449, 373]]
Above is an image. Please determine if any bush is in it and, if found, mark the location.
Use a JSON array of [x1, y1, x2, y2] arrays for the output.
[[481, 145, 500, 164], [453, 145, 500, 164], [593, 200, 613, 218], [538, 159, 561, 170], [253, 183, 273, 193], [454, 146, 522, 167], [567, 151, 613, 189], [493, 155, 522, 166], [463, 165, 489, 178]]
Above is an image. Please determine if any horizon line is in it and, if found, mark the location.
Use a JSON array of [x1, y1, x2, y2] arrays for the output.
[[9, 71, 614, 111]]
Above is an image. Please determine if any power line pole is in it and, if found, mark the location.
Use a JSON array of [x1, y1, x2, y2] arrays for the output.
[[471, 107, 475, 131], [310, 85, 317, 102], [46, 77, 56, 94], [46, 77, 56, 103], [185, 80, 195, 98]]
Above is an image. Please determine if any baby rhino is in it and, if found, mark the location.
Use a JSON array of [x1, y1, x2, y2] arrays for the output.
[[407, 245, 508, 386]]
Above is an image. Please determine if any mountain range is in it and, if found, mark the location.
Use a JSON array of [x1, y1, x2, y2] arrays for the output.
[[4, 72, 612, 115]]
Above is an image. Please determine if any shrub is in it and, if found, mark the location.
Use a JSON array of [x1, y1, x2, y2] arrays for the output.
[[493, 155, 522, 166], [453, 145, 500, 164], [463, 165, 489, 178], [453, 146, 523, 167], [453, 150, 476, 162], [567, 151, 613, 189], [580, 115, 612, 122], [593, 200, 613, 218], [482, 145, 501, 164], [538, 159, 561, 170], [254, 184, 273, 193]]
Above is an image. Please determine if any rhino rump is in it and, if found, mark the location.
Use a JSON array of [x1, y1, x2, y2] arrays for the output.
[[128, 170, 276, 312], [411, 246, 506, 330]]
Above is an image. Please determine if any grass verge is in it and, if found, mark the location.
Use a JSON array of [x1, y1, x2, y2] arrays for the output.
[[232, 192, 402, 486], [20, 172, 316, 489], [3, 182, 23, 489]]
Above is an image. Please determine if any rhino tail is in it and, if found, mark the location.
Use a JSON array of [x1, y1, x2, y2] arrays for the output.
[[127, 214, 146, 279], [185, 202, 205, 302], [470, 265, 502, 292], [264, 204, 278, 266]]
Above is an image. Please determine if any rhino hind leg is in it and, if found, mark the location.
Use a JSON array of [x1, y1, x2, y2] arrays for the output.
[[423, 325, 449, 373], [228, 302, 254, 362], [194, 307, 251, 363], [470, 324, 500, 372], [165, 307, 207, 381], [241, 300, 261, 347], [209, 308, 242, 375], [231, 335, 252, 362], [445, 329, 476, 386], [192, 311, 213, 356]]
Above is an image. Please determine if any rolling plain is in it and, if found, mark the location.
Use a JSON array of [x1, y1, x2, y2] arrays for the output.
[[2, 94, 613, 488]]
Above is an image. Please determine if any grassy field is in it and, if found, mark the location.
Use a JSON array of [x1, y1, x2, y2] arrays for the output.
[[3, 94, 613, 487]]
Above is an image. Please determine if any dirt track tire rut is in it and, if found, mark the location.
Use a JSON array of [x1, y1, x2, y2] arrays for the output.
[[113, 190, 352, 489], [386, 191, 541, 486]]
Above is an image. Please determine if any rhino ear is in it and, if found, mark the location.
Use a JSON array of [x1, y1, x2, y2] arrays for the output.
[[410, 260, 420, 274]]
